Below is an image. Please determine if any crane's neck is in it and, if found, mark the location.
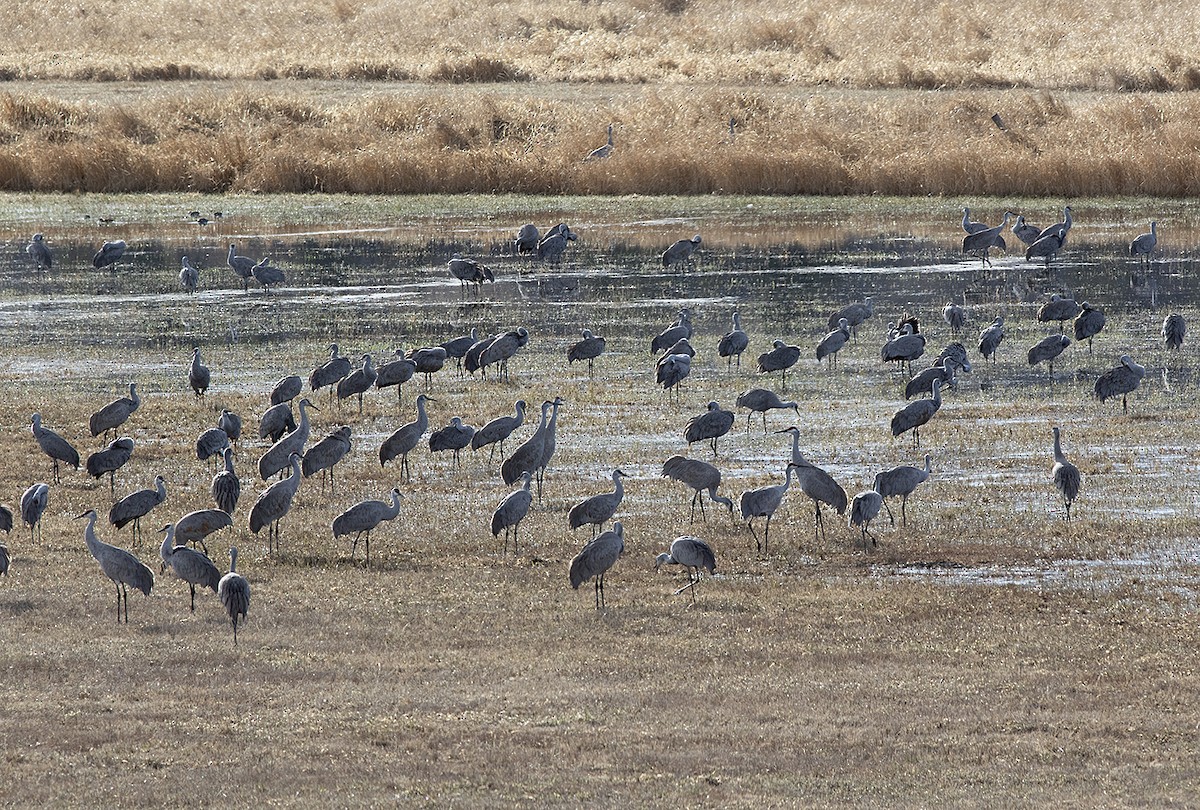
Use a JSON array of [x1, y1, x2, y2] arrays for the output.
[[1053, 430, 1065, 464], [160, 528, 175, 562], [229, 547, 239, 573], [388, 490, 403, 518], [224, 449, 236, 474]]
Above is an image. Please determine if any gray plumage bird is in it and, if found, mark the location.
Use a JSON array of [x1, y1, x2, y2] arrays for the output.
[[739, 463, 800, 554], [258, 398, 317, 480], [251, 257, 284, 292], [333, 488, 404, 565], [1163, 313, 1186, 350], [0, 538, 7, 577], [379, 393, 433, 481], [86, 437, 135, 493], [271, 374, 303, 405], [21, 482, 49, 541], [1012, 215, 1041, 246], [27, 232, 52, 276], [227, 243, 255, 290], [567, 329, 606, 376], [849, 490, 885, 548], [500, 399, 553, 489], [491, 471, 533, 554], [188, 349, 211, 397], [978, 317, 1005, 363], [212, 446, 241, 514], [442, 328, 479, 374], [480, 327, 529, 382], [302, 425, 352, 491], [258, 402, 296, 443], [411, 346, 449, 387], [569, 521, 624, 609], [535, 396, 566, 499], [0, 504, 10, 535], [448, 254, 495, 295], [961, 211, 1013, 266], [537, 223, 577, 263], [196, 427, 230, 465], [651, 309, 693, 355], [92, 239, 127, 270], [662, 234, 702, 269], [77, 508, 154, 623], [463, 335, 495, 377], [816, 318, 851, 367], [89, 382, 139, 439], [1130, 221, 1157, 268], [337, 353, 376, 414], [827, 298, 874, 340], [159, 523, 219, 612], [757, 339, 802, 385], [685, 401, 735, 456], [249, 453, 303, 554], [1072, 302, 1105, 352], [873, 454, 932, 526], [662, 455, 734, 523], [1027, 334, 1072, 375], [905, 357, 964, 400], [429, 417, 475, 468], [309, 344, 352, 398], [472, 400, 526, 460], [174, 509, 233, 552], [655, 536, 717, 603], [656, 353, 691, 396], [515, 223, 540, 254], [736, 388, 799, 432], [1037, 294, 1081, 334], [942, 302, 966, 334], [218, 409, 243, 447], [881, 323, 926, 374], [179, 255, 199, 294], [717, 310, 750, 369], [1051, 426, 1081, 524], [31, 412, 79, 484], [1026, 227, 1067, 268], [218, 547, 251, 644], [109, 474, 167, 541], [1095, 354, 1146, 413], [1037, 205, 1073, 241], [777, 427, 848, 542], [374, 353, 417, 406], [961, 207, 988, 235], [584, 124, 614, 161], [891, 379, 942, 447], [568, 469, 628, 536]]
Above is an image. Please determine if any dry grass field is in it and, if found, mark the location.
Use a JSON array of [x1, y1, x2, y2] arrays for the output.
[[1, 193, 1200, 805]]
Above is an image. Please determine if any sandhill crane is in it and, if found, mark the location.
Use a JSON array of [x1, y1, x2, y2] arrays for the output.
[[31, 413, 79, 484], [891, 379, 942, 447], [333, 488, 404, 565], [569, 522, 624, 609], [942, 303, 966, 334], [480, 327, 529, 381], [662, 455, 734, 523], [501, 399, 552, 487], [379, 393, 433, 481], [89, 382, 139, 440], [302, 425, 352, 491], [1026, 227, 1067, 268], [212, 447, 240, 514], [816, 318, 851, 367], [251, 257, 284, 292], [1163, 313, 1186, 350], [375, 353, 417, 406], [777, 427, 848, 542], [21, 483, 49, 541], [1073, 302, 1106, 352], [1027, 334, 1072, 376], [442, 328, 478, 375], [227, 244, 255, 290], [174, 509, 233, 552], [537, 223, 577, 263], [27, 233, 51, 277], [1012, 215, 1041, 246], [196, 427, 230, 467], [0, 538, 7, 576], [935, 342, 971, 374], [584, 124, 614, 161], [1095, 354, 1145, 413], [962, 212, 1013, 266], [472, 400, 526, 461], [1037, 294, 1080, 334], [657, 353, 691, 398], [93, 239, 127, 270], [567, 329, 606, 376], [827, 298, 874, 341], [337, 353, 376, 414], [464, 335, 495, 377], [685, 401, 735, 456], [179, 255, 198, 293], [757, 339, 801, 385], [662, 234, 702, 269], [249, 453, 302, 554], [218, 547, 250, 644], [881, 323, 926, 374], [159, 523, 219, 612], [448, 254, 494, 296], [1130, 221, 1158, 268], [718, 310, 750, 369], [568, 469, 628, 537], [309, 344, 352, 400], [411, 346, 449, 387], [651, 309, 693, 355], [259, 398, 317, 480], [655, 536, 717, 603], [1051, 426, 1081, 524], [736, 388, 799, 432], [739, 463, 800, 553], [515, 224, 540, 254], [109, 474, 167, 542], [978, 317, 1005, 363], [218, 409, 242, 448], [905, 357, 964, 400], [849, 490, 885, 548], [1037, 205, 1073, 241], [873, 454, 932, 526], [0, 505, 9, 535], [271, 374, 302, 405], [536, 396, 566, 499], [86, 437, 135, 493], [429, 417, 475, 468], [259, 402, 296, 444], [491, 471, 533, 554], [961, 207, 988, 234], [659, 337, 695, 359], [77, 508, 154, 623]]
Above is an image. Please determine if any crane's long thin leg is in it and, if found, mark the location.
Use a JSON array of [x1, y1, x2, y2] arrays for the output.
[[764, 514, 772, 554], [189, 583, 197, 612], [901, 496, 909, 527], [881, 498, 895, 526]]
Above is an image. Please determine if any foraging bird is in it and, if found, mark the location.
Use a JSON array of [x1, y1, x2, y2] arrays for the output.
[[472, 399, 526, 461], [173, 509, 233, 552], [271, 374, 303, 405], [251, 257, 284, 292], [428, 417, 475, 468], [1072, 302, 1106, 352], [537, 223, 577, 263], [258, 398, 317, 480], [655, 536, 717, 603], [757, 339, 802, 384], [159, 523, 219, 613], [584, 124, 614, 161], [1037, 294, 1081, 334], [374, 353, 417, 406], [880, 323, 926, 374], [302, 425, 352, 491], [92, 240, 127, 270], [447, 254, 494, 295], [777, 427, 848, 542], [942, 302, 966, 334], [86, 437, 135, 493], [568, 469, 628, 536], [333, 487, 404, 565], [77, 508, 154, 623], [1027, 334, 1072, 375], [21, 482, 50, 542], [978, 317, 1005, 363], [27, 232, 52, 276], [1037, 205, 1073, 241], [212, 446, 240, 514], [736, 388, 799, 432], [891, 378, 942, 447], [379, 393, 433, 481], [651, 309, 693, 355], [827, 298, 874, 340], [500, 398, 553, 490], [1163, 313, 1186, 350], [258, 402, 296, 443], [491, 471, 533, 554], [569, 522, 625, 609], [1094, 354, 1146, 413], [309, 344, 352, 398], [30, 412, 80, 484], [717, 310, 750, 369], [89, 383, 140, 439], [873, 454, 932, 526], [656, 352, 692, 396], [1130, 221, 1157, 268], [218, 547, 250, 644], [179, 255, 198, 294], [685, 401, 735, 456], [249, 453, 303, 554], [816, 318, 851, 367], [109, 475, 167, 541], [739, 463, 801, 553], [662, 235, 702, 269], [227, 244, 255, 290], [218, 409, 243, 447], [1011, 215, 1041, 246], [1051, 426, 1081, 524], [479, 327, 529, 381], [188, 347, 211, 397], [567, 329, 606, 376], [336, 353, 376, 414], [849, 490, 885, 548], [198, 430, 232, 474], [961, 212, 1013, 266], [1026, 227, 1067, 268], [514, 223, 540, 254], [662, 455, 734, 523]]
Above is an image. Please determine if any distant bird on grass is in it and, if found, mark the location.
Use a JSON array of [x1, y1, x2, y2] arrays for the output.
[[961, 212, 1012, 266], [429, 417, 475, 468], [491, 471, 533, 554], [87, 437, 135, 493], [159, 523, 219, 613], [1051, 426, 1081, 524], [655, 535, 716, 603], [379, 394, 433, 481], [584, 124, 614, 161], [1037, 294, 1081, 334], [567, 329, 606, 377], [718, 310, 750, 369], [777, 427, 847, 543], [1027, 334, 1072, 376], [942, 302, 966, 334], [569, 522, 624, 609], [31, 412, 79, 484], [89, 383, 139, 440], [109, 474, 167, 542], [337, 353, 376, 415], [1163, 313, 1186, 350], [188, 347, 210, 397], [537, 223, 577, 263], [333, 488, 404, 565], [1026, 227, 1067, 268], [757, 339, 802, 386], [227, 244, 255, 290], [816, 318, 851, 368], [978, 317, 1005, 364], [662, 455, 734, 523], [685, 401, 735, 456], [179, 256, 199, 294], [212, 446, 240, 515], [472, 399, 526, 461], [249, 453, 303, 555], [1073, 302, 1106, 352], [873, 454, 932, 527], [736, 388, 799, 432], [78, 508, 154, 624], [251, 257, 285, 292], [1094, 354, 1146, 413], [739, 463, 800, 554], [568, 469, 628, 537], [302, 425, 353, 492], [27, 233, 52, 277], [891, 379, 942, 447], [1011, 215, 1041, 246], [827, 299, 874, 342], [173, 509, 233, 553], [21, 482, 49, 542], [448, 254, 495, 296], [848, 490, 884, 548], [218, 547, 250, 645]]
